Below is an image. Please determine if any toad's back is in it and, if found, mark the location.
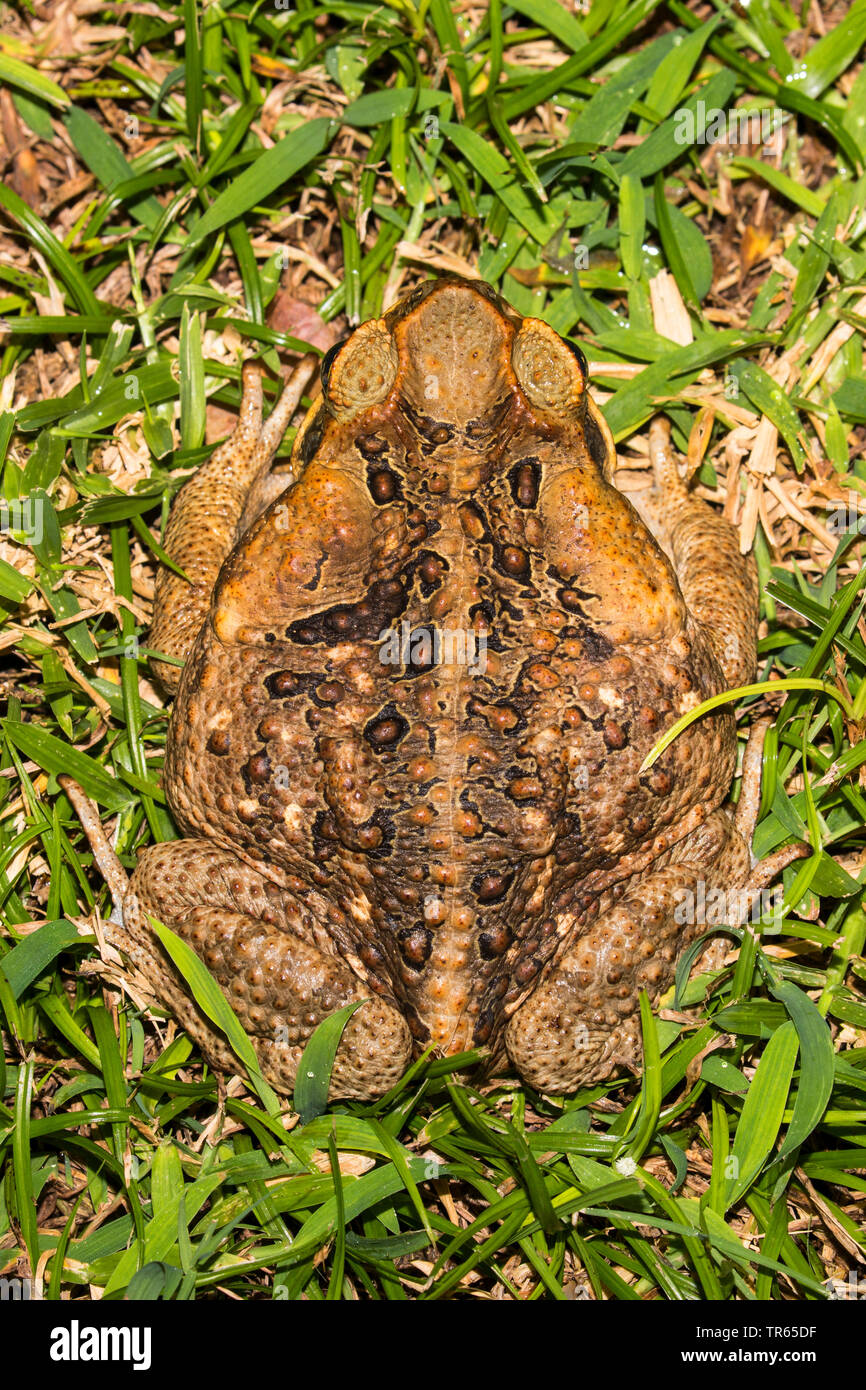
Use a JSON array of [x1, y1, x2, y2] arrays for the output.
[[164, 280, 741, 1057]]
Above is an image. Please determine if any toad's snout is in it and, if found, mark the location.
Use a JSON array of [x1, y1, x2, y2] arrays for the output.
[[393, 281, 516, 425]]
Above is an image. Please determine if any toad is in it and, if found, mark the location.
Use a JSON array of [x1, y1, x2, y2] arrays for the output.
[[120, 276, 765, 1099]]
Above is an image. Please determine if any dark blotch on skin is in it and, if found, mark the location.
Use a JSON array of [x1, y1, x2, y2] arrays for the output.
[[356, 434, 389, 458], [474, 1007, 497, 1044], [500, 545, 530, 577], [245, 752, 272, 785], [394, 626, 439, 679], [648, 769, 673, 796], [563, 338, 588, 382], [603, 719, 628, 750], [472, 869, 513, 903], [398, 925, 433, 969], [347, 808, 396, 860], [558, 588, 586, 613], [311, 810, 339, 863], [317, 681, 344, 705], [367, 465, 400, 504], [479, 923, 511, 958], [365, 707, 410, 748], [508, 460, 540, 509], [583, 408, 608, 469], [286, 579, 406, 646], [562, 620, 615, 663], [265, 670, 300, 698], [296, 408, 325, 466], [419, 553, 444, 588], [398, 400, 455, 450], [319, 337, 349, 396], [407, 1011, 431, 1042]]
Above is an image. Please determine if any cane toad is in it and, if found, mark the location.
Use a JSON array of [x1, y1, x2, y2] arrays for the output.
[[122, 276, 760, 1099]]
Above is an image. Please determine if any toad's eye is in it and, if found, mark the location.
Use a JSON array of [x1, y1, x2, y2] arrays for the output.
[[584, 410, 608, 469], [565, 339, 588, 382], [320, 321, 399, 422], [512, 318, 586, 411], [320, 337, 350, 396]]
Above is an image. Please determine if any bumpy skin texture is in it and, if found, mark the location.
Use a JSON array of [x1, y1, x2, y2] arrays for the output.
[[121, 277, 759, 1099]]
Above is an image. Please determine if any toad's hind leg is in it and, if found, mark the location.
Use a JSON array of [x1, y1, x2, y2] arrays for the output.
[[505, 809, 749, 1093], [121, 840, 411, 1099], [150, 358, 316, 693], [505, 866, 691, 1092]]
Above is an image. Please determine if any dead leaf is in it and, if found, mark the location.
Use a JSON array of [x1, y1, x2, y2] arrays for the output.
[[740, 224, 774, 276]]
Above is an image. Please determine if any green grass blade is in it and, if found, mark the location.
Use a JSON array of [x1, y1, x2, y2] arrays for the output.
[[150, 915, 283, 1117], [0, 184, 100, 316], [179, 303, 206, 450], [0, 54, 69, 107], [186, 119, 337, 249], [294, 1000, 366, 1125], [4, 719, 134, 812], [2, 919, 83, 999], [726, 1021, 799, 1209], [12, 1061, 40, 1273]]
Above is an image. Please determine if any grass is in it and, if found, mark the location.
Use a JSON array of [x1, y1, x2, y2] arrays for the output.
[[1, 0, 866, 1301]]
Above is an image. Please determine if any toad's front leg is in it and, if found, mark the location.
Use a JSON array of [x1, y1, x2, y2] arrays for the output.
[[624, 417, 759, 689], [150, 359, 315, 694]]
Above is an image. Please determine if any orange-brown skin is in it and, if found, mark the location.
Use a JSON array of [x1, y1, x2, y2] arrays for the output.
[[121, 278, 759, 1098]]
